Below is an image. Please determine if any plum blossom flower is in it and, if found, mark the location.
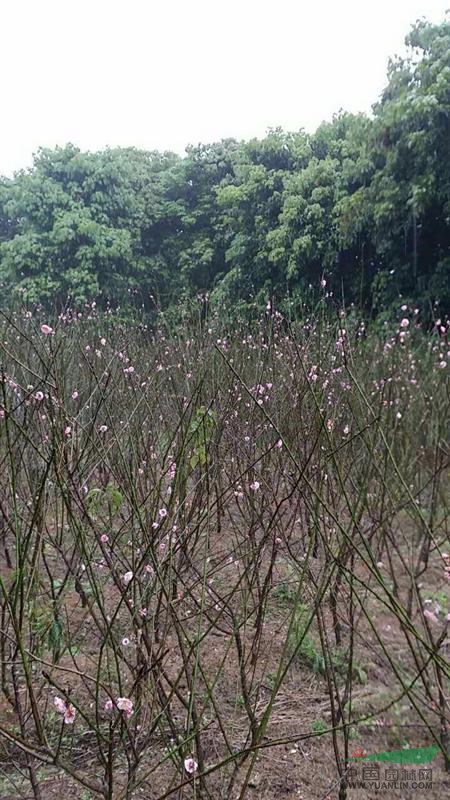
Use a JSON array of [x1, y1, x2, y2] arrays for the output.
[[54, 696, 76, 724], [100, 534, 109, 544], [41, 324, 53, 335], [104, 699, 113, 712], [35, 391, 44, 402], [71, 390, 79, 400], [54, 696, 66, 714], [63, 704, 76, 724], [400, 318, 409, 329], [168, 462, 176, 481], [250, 481, 260, 491], [184, 756, 198, 774], [116, 697, 134, 717], [99, 425, 108, 433], [122, 571, 133, 586]]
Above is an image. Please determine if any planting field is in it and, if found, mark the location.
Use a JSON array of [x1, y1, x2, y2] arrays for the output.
[[0, 309, 449, 799]]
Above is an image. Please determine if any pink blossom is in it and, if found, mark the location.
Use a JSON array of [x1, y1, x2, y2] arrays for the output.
[[71, 390, 79, 400], [40, 324, 53, 335], [54, 696, 76, 724], [184, 756, 198, 774], [116, 697, 134, 717], [400, 318, 409, 329], [168, 462, 176, 481], [99, 425, 108, 433], [122, 637, 130, 647], [250, 481, 260, 491], [54, 696, 66, 714], [104, 699, 113, 712], [100, 534, 109, 544], [34, 391, 44, 402], [122, 571, 133, 586], [64, 704, 76, 724]]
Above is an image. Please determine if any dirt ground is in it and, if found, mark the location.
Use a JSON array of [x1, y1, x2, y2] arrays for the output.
[[0, 520, 449, 800]]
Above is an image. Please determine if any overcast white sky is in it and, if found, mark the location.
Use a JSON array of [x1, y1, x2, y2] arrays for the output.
[[0, 0, 448, 175]]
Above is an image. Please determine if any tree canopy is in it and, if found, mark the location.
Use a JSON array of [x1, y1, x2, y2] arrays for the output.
[[1, 17, 449, 316]]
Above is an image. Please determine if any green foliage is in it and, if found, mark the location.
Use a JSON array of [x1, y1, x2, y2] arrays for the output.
[[0, 145, 182, 307], [29, 601, 65, 662], [312, 719, 328, 734], [0, 18, 449, 315], [188, 406, 217, 469], [273, 578, 297, 606], [288, 604, 367, 684], [86, 484, 124, 516]]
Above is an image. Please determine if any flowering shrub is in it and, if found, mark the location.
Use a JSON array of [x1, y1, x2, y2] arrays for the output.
[[0, 306, 448, 797]]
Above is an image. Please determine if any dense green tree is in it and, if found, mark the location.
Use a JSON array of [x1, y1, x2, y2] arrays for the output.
[[342, 18, 450, 310], [214, 129, 305, 306], [0, 145, 181, 307], [0, 17, 449, 316]]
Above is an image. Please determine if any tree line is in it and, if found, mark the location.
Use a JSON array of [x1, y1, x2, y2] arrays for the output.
[[0, 18, 449, 317]]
